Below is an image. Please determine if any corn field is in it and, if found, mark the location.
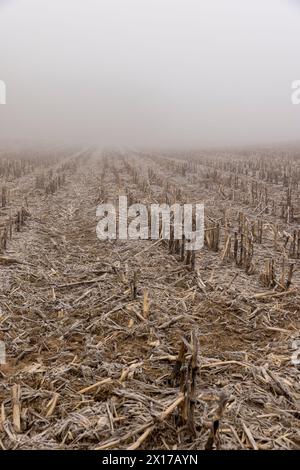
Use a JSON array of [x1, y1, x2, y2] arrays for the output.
[[0, 144, 299, 450]]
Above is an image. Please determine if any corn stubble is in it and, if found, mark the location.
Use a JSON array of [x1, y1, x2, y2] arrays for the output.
[[0, 145, 299, 450]]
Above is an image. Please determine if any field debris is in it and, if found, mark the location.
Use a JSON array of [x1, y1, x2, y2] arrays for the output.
[[0, 145, 299, 450]]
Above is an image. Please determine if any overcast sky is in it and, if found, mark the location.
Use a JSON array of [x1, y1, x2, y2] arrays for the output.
[[0, 0, 299, 148]]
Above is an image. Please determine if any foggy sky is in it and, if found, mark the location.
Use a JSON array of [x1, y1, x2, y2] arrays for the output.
[[0, 0, 300, 148]]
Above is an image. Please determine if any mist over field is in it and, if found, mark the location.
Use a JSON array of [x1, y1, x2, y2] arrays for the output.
[[0, 0, 300, 148], [1, 1, 300, 454]]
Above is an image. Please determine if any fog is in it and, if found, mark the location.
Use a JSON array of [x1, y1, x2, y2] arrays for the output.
[[0, 0, 300, 148]]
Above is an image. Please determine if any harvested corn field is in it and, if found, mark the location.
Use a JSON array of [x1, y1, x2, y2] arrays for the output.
[[0, 144, 299, 450]]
